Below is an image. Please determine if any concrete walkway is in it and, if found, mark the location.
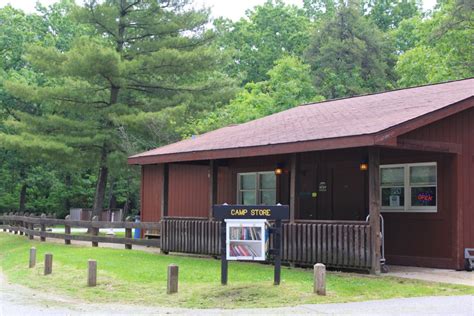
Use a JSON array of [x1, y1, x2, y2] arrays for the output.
[[386, 265, 474, 287]]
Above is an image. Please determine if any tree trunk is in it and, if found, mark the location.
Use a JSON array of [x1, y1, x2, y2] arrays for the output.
[[19, 183, 27, 213], [92, 147, 108, 218]]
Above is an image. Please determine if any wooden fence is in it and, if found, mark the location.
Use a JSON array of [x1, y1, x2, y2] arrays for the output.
[[0, 213, 160, 248], [161, 217, 372, 270], [1, 214, 372, 270]]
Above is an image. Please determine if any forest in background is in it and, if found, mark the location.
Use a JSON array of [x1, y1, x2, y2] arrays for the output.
[[0, 0, 472, 218]]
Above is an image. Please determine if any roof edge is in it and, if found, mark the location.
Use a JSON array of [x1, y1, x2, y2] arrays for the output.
[[128, 134, 376, 165]]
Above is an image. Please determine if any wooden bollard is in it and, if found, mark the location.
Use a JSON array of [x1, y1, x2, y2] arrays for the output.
[[167, 264, 179, 294], [314, 263, 326, 296], [44, 253, 53, 275], [91, 216, 99, 247], [29, 247, 36, 268], [88, 260, 97, 287], [65, 215, 71, 245]]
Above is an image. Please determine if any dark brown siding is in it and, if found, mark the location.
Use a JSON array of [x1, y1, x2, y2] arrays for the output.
[[168, 164, 209, 217], [380, 151, 456, 268], [398, 104, 474, 269], [216, 155, 291, 205], [141, 165, 162, 222]]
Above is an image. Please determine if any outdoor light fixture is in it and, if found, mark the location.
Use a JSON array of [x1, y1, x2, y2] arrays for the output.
[[275, 162, 285, 175], [360, 161, 368, 171]]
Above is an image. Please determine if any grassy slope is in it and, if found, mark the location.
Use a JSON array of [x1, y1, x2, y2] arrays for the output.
[[0, 233, 472, 309]]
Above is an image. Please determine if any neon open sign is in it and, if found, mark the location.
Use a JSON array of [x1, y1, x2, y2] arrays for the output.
[[417, 192, 433, 202]]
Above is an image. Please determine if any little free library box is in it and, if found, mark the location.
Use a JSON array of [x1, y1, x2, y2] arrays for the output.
[[214, 204, 289, 284]]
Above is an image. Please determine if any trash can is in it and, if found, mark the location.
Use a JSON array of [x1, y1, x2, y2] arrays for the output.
[[134, 216, 141, 239]]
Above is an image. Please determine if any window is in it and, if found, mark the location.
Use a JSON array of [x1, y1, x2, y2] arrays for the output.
[[380, 163, 437, 212], [238, 172, 276, 205]]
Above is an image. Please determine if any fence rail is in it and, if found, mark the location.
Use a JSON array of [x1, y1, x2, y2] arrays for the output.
[[160, 218, 372, 270], [0, 213, 160, 248]]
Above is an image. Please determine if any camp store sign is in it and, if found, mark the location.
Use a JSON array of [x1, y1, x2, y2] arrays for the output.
[[213, 204, 290, 220]]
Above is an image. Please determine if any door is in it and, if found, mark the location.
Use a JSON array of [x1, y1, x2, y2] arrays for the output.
[[331, 163, 366, 220]]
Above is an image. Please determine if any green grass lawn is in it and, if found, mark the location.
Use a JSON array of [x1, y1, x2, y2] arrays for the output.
[[0, 233, 472, 309]]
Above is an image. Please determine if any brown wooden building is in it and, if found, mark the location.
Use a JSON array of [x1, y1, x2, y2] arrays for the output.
[[129, 79, 474, 272]]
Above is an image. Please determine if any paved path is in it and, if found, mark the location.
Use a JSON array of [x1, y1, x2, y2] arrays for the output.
[[386, 265, 474, 287], [1, 272, 473, 316]]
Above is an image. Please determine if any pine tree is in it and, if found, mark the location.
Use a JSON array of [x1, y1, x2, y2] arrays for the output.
[[304, 2, 395, 98], [3, 0, 234, 217]]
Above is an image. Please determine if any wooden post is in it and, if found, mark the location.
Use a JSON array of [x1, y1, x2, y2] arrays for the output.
[[289, 154, 297, 223], [44, 253, 53, 275], [40, 213, 46, 242], [161, 163, 169, 219], [14, 212, 18, 234], [91, 216, 99, 247], [167, 264, 179, 294], [23, 212, 29, 238], [2, 212, 6, 232], [19, 212, 27, 236], [209, 160, 218, 219], [65, 215, 71, 245], [220, 220, 228, 285], [125, 216, 132, 249], [29, 247, 36, 268], [314, 263, 326, 295], [274, 219, 282, 285], [8, 212, 13, 233], [88, 260, 97, 287], [29, 214, 34, 240], [369, 147, 381, 275]]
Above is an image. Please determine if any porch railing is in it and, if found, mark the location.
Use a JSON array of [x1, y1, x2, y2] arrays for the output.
[[161, 217, 371, 270]]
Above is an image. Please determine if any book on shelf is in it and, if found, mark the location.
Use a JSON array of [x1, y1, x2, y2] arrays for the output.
[[229, 227, 262, 241], [229, 243, 259, 257]]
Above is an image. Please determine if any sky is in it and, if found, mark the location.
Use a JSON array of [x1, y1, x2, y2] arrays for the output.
[[1, 0, 438, 20]]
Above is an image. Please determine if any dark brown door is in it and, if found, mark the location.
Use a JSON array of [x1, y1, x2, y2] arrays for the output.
[[331, 163, 366, 220]]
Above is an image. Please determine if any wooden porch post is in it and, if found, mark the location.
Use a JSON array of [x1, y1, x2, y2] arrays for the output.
[[290, 153, 297, 223], [209, 160, 218, 219], [161, 163, 169, 219], [369, 148, 381, 275]]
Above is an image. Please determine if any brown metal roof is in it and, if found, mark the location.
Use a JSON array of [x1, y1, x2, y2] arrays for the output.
[[129, 78, 474, 165]]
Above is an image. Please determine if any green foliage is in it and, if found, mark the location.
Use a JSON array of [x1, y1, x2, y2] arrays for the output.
[[305, 3, 396, 98], [0, 0, 472, 215], [187, 56, 323, 135], [396, 0, 474, 87], [366, 0, 421, 31], [1, 0, 235, 214], [215, 0, 312, 84]]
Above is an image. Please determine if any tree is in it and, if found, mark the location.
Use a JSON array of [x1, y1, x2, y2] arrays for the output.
[[187, 56, 323, 134], [303, 0, 337, 21], [215, 0, 312, 84], [305, 2, 395, 98], [0, 1, 85, 212], [366, 0, 421, 31], [3, 0, 234, 217], [396, 0, 474, 87]]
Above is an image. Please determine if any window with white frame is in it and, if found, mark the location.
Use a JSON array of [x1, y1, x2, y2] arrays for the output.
[[381, 162, 437, 212], [237, 172, 276, 205]]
